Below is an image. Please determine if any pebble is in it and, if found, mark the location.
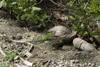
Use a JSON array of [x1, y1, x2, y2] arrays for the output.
[[0, 19, 3, 22], [88, 63, 91, 66], [91, 62, 96, 66], [43, 51, 47, 54], [14, 60, 20, 63], [58, 60, 63, 64], [84, 62, 88, 66], [68, 48, 71, 51], [51, 61, 57, 65], [70, 60, 79, 63]]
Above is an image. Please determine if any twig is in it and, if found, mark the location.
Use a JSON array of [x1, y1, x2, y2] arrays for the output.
[[60, 0, 62, 4], [0, 46, 6, 56], [34, 0, 43, 6], [43, 60, 50, 67], [84, 1, 89, 9], [14, 56, 33, 67], [14, 64, 26, 67], [23, 50, 32, 57], [50, 0, 88, 10], [50, 0, 65, 7], [72, 0, 76, 4], [11, 40, 43, 50], [0, 33, 43, 51]]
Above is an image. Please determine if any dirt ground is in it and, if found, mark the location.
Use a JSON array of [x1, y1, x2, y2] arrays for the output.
[[0, 0, 100, 67]]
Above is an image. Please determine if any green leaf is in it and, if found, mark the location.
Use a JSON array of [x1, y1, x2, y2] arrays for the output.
[[17, 14, 20, 20], [67, 1, 73, 6], [34, 14, 41, 20], [91, 31, 100, 36], [94, 15, 100, 22], [69, 16, 75, 20], [89, 22, 93, 26], [69, 8, 77, 13], [30, 19, 38, 24], [42, 12, 50, 19], [18, 7, 23, 10], [83, 31, 88, 36], [3, 1, 7, 8], [39, 37, 44, 42], [26, 15, 32, 20], [76, 23, 80, 29], [0, 0, 4, 8], [75, 15, 81, 20], [92, 43, 96, 46], [41, 21, 46, 27], [93, 12, 100, 17], [72, 24, 77, 30], [32, 6, 41, 11], [11, 2, 17, 5], [43, 32, 52, 40], [21, 14, 29, 20], [39, 33, 52, 42]]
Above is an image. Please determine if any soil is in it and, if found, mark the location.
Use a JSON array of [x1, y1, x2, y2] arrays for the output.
[[0, 0, 100, 67]]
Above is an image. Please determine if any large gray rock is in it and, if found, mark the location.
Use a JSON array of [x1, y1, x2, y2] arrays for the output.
[[48, 25, 77, 43], [73, 38, 96, 51]]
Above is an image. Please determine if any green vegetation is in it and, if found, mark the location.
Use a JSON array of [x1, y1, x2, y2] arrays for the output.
[[39, 32, 52, 42], [32, 62, 36, 67], [0, 62, 8, 67], [0, 49, 22, 67], [0, 0, 50, 27], [2, 48, 22, 61], [65, 0, 100, 43]]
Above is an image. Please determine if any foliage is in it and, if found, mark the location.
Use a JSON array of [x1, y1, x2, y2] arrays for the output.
[[0, 0, 50, 27], [39, 32, 52, 42], [32, 62, 36, 67], [2, 48, 22, 61], [65, 0, 100, 40], [89, 0, 100, 22], [0, 62, 8, 67], [64, 0, 100, 46]]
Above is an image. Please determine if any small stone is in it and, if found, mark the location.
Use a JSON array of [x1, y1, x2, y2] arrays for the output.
[[14, 56, 20, 60], [68, 48, 71, 51], [91, 62, 96, 66], [74, 60, 79, 63], [14, 60, 20, 63], [88, 63, 91, 66], [58, 60, 63, 64], [12, 35, 22, 40], [70, 60, 79, 63], [43, 51, 47, 54], [31, 38, 33, 40], [84, 62, 88, 66], [0, 19, 3, 22], [59, 64, 64, 67], [75, 65, 80, 67], [51, 61, 57, 65], [2, 45, 7, 48]]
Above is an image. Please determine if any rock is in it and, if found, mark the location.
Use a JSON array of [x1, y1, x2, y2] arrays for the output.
[[11, 35, 22, 40], [96, 22, 100, 32], [53, 11, 68, 21], [73, 38, 96, 51], [84, 62, 88, 66], [93, 35, 100, 44], [48, 25, 70, 37], [88, 63, 91, 66], [48, 25, 77, 43], [59, 30, 77, 43]]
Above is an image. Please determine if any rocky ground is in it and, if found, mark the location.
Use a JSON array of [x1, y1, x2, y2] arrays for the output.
[[0, 1, 100, 67]]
